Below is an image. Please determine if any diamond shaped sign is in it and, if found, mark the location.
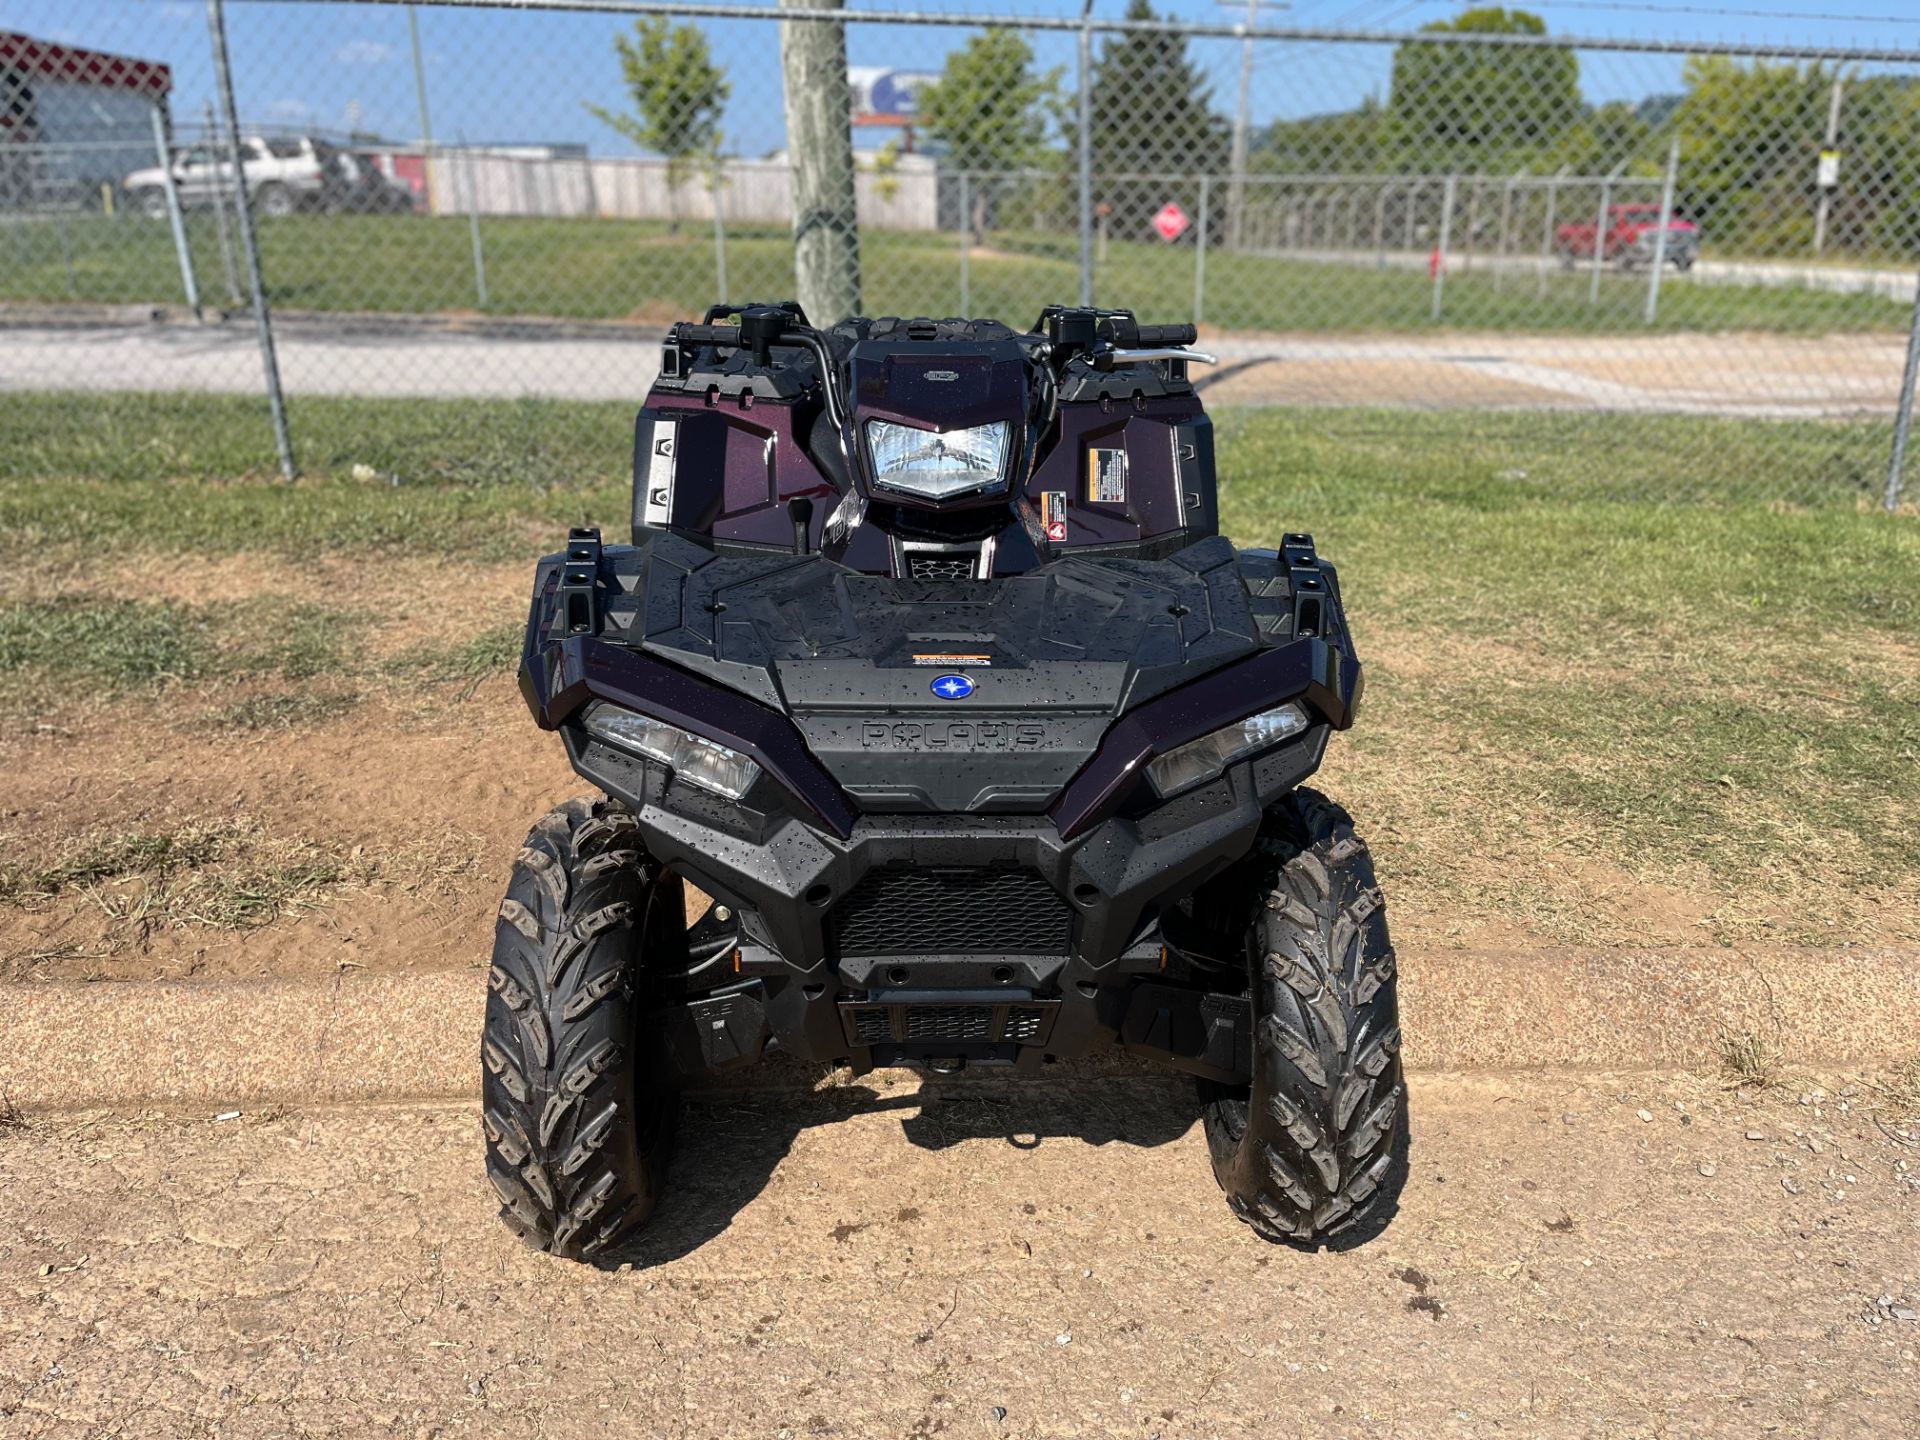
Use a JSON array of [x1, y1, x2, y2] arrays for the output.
[[1152, 202, 1190, 242]]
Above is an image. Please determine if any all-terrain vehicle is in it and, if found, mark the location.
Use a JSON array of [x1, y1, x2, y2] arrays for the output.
[[484, 304, 1403, 1261]]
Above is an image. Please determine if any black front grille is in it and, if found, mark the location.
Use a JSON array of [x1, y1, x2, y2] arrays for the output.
[[1004, 1006, 1047, 1042], [905, 1006, 993, 1042], [839, 997, 1060, 1050], [909, 554, 976, 582], [831, 868, 1072, 958], [850, 1008, 892, 1045]]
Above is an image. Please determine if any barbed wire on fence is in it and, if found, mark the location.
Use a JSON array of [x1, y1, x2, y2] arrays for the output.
[[1, 0, 1916, 506]]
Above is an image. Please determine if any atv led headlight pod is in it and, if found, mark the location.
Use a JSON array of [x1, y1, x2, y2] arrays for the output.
[[865, 419, 1010, 500], [1144, 702, 1311, 798], [583, 703, 761, 801]]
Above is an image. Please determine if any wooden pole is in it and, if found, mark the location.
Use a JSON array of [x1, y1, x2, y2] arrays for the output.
[[780, 0, 861, 322]]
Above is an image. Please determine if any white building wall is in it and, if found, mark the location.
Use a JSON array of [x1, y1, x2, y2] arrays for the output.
[[427, 149, 939, 232]]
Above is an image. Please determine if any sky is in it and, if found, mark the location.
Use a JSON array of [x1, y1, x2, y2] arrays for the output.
[[13, 0, 1920, 157]]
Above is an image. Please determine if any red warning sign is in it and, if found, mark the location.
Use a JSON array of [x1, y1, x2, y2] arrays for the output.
[[1152, 202, 1190, 242]]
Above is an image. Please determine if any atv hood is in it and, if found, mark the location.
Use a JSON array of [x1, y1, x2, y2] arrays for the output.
[[628, 534, 1264, 813]]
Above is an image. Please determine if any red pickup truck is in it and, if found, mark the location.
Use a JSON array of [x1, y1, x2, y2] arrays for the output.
[[1556, 203, 1699, 270]]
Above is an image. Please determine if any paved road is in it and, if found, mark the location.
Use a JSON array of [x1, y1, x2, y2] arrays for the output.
[[2, 1070, 1915, 1438], [1271, 246, 1920, 304], [0, 318, 1907, 419]]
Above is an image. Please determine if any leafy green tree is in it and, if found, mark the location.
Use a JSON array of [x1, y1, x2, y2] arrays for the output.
[[1539, 99, 1654, 177], [588, 16, 730, 232], [1388, 8, 1580, 173], [1829, 73, 1920, 257], [1671, 56, 1835, 252], [917, 29, 1065, 238], [1090, 0, 1229, 232], [1253, 97, 1389, 176]]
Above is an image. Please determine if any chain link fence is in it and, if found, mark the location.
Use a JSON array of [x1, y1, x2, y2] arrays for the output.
[[3, 0, 1918, 507]]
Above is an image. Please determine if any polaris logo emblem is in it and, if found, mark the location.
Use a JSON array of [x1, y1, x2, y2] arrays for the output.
[[930, 674, 975, 700], [862, 720, 1044, 751], [925, 369, 959, 382]]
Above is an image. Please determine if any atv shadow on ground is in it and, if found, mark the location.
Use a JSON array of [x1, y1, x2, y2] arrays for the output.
[[597, 1068, 1201, 1271], [602, 1069, 1409, 1269]]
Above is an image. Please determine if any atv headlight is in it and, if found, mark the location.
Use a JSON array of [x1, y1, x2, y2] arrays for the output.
[[583, 703, 761, 801], [1144, 702, 1310, 798], [865, 419, 1009, 500]]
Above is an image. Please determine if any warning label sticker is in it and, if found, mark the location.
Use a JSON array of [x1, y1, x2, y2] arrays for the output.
[[1039, 491, 1068, 542], [1087, 446, 1128, 504]]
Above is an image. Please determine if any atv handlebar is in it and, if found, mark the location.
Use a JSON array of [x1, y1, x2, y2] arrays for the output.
[[674, 323, 746, 348], [1133, 323, 1198, 347], [673, 313, 848, 428], [672, 306, 1206, 422]]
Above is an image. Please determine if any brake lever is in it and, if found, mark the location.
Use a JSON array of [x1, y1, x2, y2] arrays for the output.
[[1093, 347, 1219, 371]]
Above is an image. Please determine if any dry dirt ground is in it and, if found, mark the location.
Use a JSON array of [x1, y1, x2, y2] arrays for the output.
[[2, 1070, 1917, 1439], [4, 545, 1914, 985], [3, 450, 1917, 1436]]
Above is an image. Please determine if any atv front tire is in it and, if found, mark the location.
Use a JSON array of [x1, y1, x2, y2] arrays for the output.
[[1202, 790, 1404, 1244], [482, 798, 676, 1261]]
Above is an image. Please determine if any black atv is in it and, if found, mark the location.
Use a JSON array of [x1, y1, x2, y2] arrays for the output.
[[485, 304, 1403, 1261]]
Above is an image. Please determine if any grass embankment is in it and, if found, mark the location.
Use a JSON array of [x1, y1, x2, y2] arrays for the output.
[[0, 390, 1915, 959], [4, 211, 1907, 335]]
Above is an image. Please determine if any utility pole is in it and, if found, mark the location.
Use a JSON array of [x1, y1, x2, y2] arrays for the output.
[[1076, 0, 1095, 305], [1220, 0, 1286, 252], [407, 4, 435, 213], [780, 0, 861, 322], [1812, 68, 1844, 257]]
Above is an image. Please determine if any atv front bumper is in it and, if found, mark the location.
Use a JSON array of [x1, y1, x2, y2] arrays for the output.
[[525, 618, 1358, 1079], [564, 715, 1327, 1079]]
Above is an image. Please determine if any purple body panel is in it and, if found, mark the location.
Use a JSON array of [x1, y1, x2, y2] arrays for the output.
[[523, 632, 859, 839], [1048, 637, 1362, 841], [644, 390, 836, 550], [638, 379, 1210, 567]]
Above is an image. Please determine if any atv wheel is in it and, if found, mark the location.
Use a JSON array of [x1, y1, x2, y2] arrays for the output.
[[481, 798, 678, 1261], [1201, 789, 1404, 1244]]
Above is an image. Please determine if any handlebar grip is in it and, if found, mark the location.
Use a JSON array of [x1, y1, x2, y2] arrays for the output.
[[1134, 323, 1197, 346], [674, 323, 742, 347]]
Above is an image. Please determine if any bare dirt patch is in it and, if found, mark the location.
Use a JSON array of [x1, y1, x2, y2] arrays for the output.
[[0, 677, 573, 980], [0, 1070, 1915, 1436], [4, 544, 1915, 978]]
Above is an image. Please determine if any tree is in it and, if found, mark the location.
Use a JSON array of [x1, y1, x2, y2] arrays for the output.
[[588, 16, 729, 233], [1089, 0, 1229, 233], [1252, 98, 1389, 176], [1387, 8, 1580, 173], [1671, 56, 1834, 253], [1539, 99, 1654, 177], [917, 29, 1065, 239]]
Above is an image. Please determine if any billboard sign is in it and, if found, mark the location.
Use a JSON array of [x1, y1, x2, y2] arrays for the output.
[[848, 67, 940, 118]]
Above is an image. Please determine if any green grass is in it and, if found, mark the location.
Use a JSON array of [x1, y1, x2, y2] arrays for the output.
[[0, 816, 360, 934], [1213, 415, 1920, 943], [199, 691, 363, 731], [3, 210, 1906, 335], [0, 393, 1897, 576], [0, 596, 361, 691], [0, 391, 630, 562], [386, 621, 523, 689], [2, 388, 1915, 946]]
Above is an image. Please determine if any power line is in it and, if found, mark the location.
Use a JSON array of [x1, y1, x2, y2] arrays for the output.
[[1405, 0, 1920, 24]]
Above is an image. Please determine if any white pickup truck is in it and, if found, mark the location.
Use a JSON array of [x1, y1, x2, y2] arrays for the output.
[[124, 135, 340, 218]]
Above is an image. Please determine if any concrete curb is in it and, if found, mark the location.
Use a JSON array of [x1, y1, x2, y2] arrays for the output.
[[2, 946, 1916, 1111]]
